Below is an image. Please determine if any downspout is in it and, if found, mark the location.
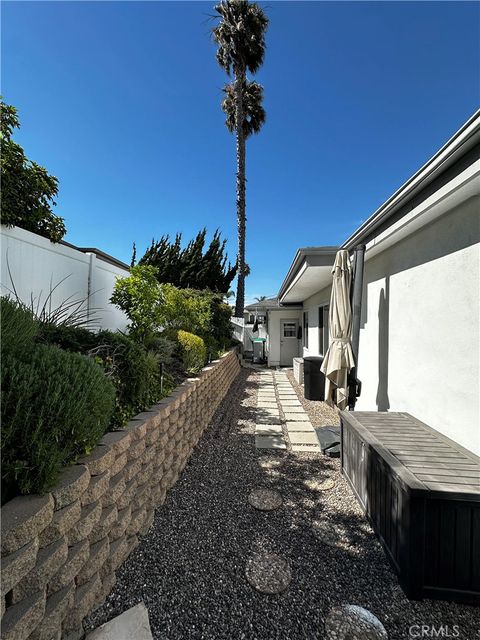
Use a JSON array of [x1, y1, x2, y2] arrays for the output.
[[348, 244, 366, 410]]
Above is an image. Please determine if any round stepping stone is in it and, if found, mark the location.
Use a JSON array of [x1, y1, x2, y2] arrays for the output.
[[248, 488, 282, 511], [245, 553, 292, 594], [325, 605, 388, 639], [306, 478, 336, 492], [311, 519, 344, 547]]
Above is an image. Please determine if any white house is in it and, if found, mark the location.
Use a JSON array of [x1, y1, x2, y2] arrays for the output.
[[264, 111, 480, 455]]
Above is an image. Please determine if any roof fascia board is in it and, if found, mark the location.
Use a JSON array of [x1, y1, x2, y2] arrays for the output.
[[341, 110, 480, 250]]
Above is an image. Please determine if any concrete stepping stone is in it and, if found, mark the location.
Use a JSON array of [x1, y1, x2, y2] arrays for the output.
[[325, 605, 388, 639], [255, 424, 283, 435], [257, 416, 282, 425], [258, 408, 280, 417], [286, 422, 315, 432], [257, 403, 278, 410], [281, 405, 305, 413], [304, 478, 336, 491], [312, 518, 348, 548], [248, 488, 282, 511], [86, 603, 153, 640], [280, 400, 302, 406], [291, 444, 321, 453], [255, 435, 286, 449], [287, 431, 319, 446], [283, 413, 309, 422], [245, 553, 291, 594]]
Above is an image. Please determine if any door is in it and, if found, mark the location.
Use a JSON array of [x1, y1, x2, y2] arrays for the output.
[[280, 319, 299, 366]]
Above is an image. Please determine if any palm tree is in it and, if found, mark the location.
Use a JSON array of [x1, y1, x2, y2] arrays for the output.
[[254, 295, 267, 302], [213, 0, 268, 318]]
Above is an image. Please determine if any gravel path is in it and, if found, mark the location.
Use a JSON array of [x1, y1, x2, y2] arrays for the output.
[[85, 368, 479, 640]]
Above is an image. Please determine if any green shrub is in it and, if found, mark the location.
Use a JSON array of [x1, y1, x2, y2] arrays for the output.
[[37, 322, 97, 352], [38, 324, 174, 427], [1, 296, 39, 354], [1, 343, 115, 503], [176, 330, 207, 374], [110, 265, 164, 344]]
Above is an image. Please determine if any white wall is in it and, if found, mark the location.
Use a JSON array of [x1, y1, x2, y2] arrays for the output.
[[267, 308, 302, 367], [356, 195, 480, 454], [1, 226, 129, 332], [302, 285, 331, 358]]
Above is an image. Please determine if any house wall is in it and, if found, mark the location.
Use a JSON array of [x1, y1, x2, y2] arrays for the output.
[[267, 308, 302, 367], [356, 194, 479, 454], [1, 226, 129, 331], [302, 285, 332, 358]]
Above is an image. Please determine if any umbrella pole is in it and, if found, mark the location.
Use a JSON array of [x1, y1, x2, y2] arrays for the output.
[[348, 244, 366, 410]]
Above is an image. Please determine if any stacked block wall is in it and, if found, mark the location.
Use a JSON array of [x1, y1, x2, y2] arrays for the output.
[[1, 349, 241, 640]]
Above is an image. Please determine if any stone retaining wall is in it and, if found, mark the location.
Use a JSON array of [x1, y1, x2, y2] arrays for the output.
[[1, 349, 241, 640]]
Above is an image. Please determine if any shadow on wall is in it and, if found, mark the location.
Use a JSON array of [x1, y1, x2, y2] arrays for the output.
[[376, 277, 390, 411]]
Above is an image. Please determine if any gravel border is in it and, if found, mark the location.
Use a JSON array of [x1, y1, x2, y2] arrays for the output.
[[84, 368, 479, 640]]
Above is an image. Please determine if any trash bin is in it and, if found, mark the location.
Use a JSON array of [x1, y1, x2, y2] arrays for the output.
[[252, 338, 266, 364], [303, 356, 325, 400]]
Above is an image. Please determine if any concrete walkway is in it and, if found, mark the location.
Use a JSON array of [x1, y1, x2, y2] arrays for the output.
[[255, 370, 321, 453]]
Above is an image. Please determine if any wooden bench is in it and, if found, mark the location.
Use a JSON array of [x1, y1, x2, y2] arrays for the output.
[[340, 411, 480, 604]]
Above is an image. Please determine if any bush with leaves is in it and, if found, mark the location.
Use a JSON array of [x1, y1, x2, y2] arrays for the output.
[[110, 265, 164, 344], [1, 100, 66, 242], [37, 323, 175, 427], [176, 330, 207, 374], [1, 300, 115, 503]]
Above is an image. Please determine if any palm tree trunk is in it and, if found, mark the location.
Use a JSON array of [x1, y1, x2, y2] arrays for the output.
[[234, 68, 246, 318]]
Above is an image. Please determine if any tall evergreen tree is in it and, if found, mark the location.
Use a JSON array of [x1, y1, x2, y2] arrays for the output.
[[212, 0, 268, 317], [139, 229, 236, 293]]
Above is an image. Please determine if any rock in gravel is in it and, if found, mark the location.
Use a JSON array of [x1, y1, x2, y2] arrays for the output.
[[325, 604, 388, 639], [248, 488, 282, 511], [245, 553, 292, 594]]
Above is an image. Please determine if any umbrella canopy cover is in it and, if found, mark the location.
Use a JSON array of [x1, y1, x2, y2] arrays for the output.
[[320, 250, 355, 410]]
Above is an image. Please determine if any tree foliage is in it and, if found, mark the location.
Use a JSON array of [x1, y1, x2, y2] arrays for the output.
[[0, 100, 66, 242], [110, 265, 164, 343], [222, 79, 266, 138], [139, 228, 236, 293], [212, 0, 268, 77]]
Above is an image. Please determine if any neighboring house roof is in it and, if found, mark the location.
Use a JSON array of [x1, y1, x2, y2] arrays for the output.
[[245, 297, 279, 311], [61, 240, 130, 271], [278, 110, 480, 303]]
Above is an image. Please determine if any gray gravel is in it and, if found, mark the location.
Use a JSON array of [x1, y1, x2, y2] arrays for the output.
[[84, 368, 479, 640]]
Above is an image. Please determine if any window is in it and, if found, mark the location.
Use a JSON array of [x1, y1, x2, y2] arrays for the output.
[[257, 315, 265, 325], [248, 314, 255, 324], [283, 322, 296, 338], [303, 311, 309, 348], [319, 305, 329, 355]]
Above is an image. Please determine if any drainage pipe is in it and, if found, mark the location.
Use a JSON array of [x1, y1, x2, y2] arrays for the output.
[[348, 244, 366, 410]]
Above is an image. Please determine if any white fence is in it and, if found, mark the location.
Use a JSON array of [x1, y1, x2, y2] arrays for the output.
[[231, 316, 268, 351], [1, 226, 130, 331]]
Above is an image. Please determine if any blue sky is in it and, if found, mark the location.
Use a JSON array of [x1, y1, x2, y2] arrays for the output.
[[3, 1, 479, 303]]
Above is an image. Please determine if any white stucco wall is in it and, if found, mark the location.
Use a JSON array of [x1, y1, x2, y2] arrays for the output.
[[302, 285, 332, 358], [356, 194, 480, 454], [1, 226, 129, 332], [267, 308, 302, 367]]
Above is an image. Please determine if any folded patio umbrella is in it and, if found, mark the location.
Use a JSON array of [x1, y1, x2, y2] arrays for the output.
[[320, 249, 355, 410]]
